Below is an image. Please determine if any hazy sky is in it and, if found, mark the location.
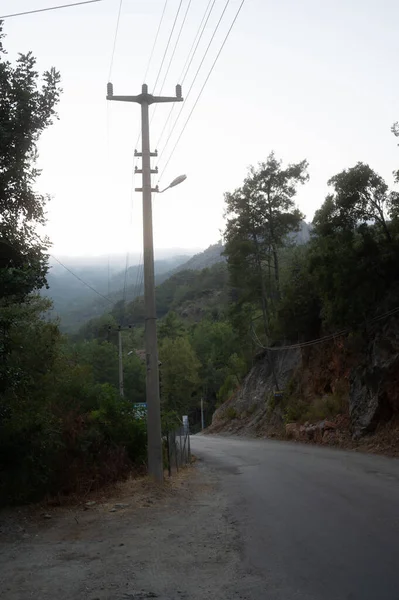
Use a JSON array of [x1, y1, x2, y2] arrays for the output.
[[3, 0, 399, 257]]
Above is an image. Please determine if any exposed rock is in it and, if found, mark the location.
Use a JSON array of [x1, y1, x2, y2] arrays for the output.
[[210, 347, 301, 434], [211, 314, 399, 445], [350, 318, 399, 437]]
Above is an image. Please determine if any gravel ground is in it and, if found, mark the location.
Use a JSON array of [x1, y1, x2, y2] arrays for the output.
[[0, 462, 254, 600]]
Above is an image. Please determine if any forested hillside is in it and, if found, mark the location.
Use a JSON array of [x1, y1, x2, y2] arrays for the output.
[[43, 254, 193, 331], [2, 22, 398, 507], [210, 151, 399, 450]]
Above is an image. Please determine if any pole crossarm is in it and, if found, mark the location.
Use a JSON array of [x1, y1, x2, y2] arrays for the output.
[[106, 83, 183, 106]]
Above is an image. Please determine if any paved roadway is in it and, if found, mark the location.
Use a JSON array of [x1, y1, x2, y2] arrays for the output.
[[190, 435, 399, 600]]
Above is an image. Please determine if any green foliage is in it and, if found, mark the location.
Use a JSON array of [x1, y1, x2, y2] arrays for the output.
[[0, 307, 148, 504], [158, 311, 185, 342], [2, 34, 397, 506], [313, 163, 398, 243], [226, 407, 237, 420], [392, 122, 399, 185], [223, 153, 308, 343], [159, 337, 200, 415], [0, 26, 61, 299], [283, 393, 346, 425]]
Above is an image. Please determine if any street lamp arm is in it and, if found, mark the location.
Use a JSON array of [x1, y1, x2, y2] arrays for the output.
[[158, 174, 187, 194]]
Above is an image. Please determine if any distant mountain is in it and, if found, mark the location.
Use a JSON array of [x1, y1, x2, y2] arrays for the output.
[[52, 227, 313, 333], [43, 253, 196, 332], [174, 242, 226, 273], [288, 221, 312, 245], [170, 225, 311, 276]]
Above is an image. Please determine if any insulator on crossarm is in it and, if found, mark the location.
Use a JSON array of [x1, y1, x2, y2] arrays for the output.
[[107, 82, 113, 98], [176, 84, 182, 99]]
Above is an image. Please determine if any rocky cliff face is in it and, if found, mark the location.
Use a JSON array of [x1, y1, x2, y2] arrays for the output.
[[350, 316, 399, 437], [209, 316, 399, 450]]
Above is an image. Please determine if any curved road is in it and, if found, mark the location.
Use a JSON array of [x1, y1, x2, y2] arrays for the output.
[[190, 434, 399, 600]]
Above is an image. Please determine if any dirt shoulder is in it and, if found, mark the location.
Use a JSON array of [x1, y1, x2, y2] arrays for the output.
[[0, 463, 245, 600]]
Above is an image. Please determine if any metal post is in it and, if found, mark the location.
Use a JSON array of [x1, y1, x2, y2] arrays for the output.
[[201, 397, 205, 431], [106, 82, 183, 482], [118, 328, 124, 398], [141, 93, 163, 483]]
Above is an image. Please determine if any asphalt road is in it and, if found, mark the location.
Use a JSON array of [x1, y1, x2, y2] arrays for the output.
[[190, 435, 399, 600]]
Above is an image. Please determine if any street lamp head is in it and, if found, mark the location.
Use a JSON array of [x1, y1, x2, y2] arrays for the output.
[[169, 174, 187, 188], [158, 174, 187, 194]]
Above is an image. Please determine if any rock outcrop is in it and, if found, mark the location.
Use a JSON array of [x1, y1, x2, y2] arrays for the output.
[[349, 317, 399, 437], [210, 315, 399, 446]]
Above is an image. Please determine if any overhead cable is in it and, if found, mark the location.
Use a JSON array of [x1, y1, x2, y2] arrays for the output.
[[158, 0, 246, 181], [251, 303, 399, 352], [143, 0, 170, 84], [157, 0, 194, 95], [1, 0, 102, 19], [134, 0, 170, 153], [179, 0, 217, 85], [150, 0, 194, 125], [50, 255, 113, 304], [155, 0, 216, 150], [157, 0, 232, 167], [108, 0, 124, 81], [152, 0, 184, 93]]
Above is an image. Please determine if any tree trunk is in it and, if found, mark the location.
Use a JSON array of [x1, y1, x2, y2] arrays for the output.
[[272, 244, 280, 299], [252, 230, 269, 336]]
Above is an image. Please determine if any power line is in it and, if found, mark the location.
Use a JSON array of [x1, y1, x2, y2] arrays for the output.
[[156, 0, 234, 170], [157, 0, 232, 168], [251, 304, 399, 352], [122, 251, 130, 303], [1, 0, 102, 19], [133, 253, 143, 299], [179, 0, 217, 85], [107, 254, 111, 296], [108, 0, 124, 81], [158, 0, 246, 180], [50, 255, 113, 305], [155, 0, 216, 150], [143, 0, 170, 84], [134, 0, 170, 153], [157, 0, 193, 96], [152, 0, 184, 93], [150, 0, 193, 126]]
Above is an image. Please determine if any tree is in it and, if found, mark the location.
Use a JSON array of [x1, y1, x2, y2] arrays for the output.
[[224, 152, 308, 335], [159, 337, 200, 415], [314, 163, 398, 243], [392, 122, 399, 187], [0, 25, 61, 298], [158, 311, 185, 342], [0, 28, 62, 405]]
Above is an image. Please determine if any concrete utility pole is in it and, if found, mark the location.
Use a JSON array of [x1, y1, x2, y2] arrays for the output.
[[118, 328, 124, 398], [201, 397, 205, 431], [108, 325, 133, 398], [106, 83, 183, 482]]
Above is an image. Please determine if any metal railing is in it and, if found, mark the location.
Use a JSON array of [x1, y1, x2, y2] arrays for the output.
[[164, 423, 191, 477]]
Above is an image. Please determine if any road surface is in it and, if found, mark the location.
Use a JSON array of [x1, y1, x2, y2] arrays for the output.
[[191, 434, 399, 600]]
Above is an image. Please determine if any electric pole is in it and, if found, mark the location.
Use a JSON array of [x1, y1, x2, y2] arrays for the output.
[[108, 325, 133, 399], [118, 328, 124, 398], [106, 83, 183, 482], [201, 397, 204, 431]]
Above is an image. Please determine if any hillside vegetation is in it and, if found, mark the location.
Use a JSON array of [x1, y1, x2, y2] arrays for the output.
[[2, 23, 399, 506], [210, 152, 399, 449]]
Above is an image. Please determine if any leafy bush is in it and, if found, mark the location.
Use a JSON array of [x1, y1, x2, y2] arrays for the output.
[[226, 406, 237, 420]]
